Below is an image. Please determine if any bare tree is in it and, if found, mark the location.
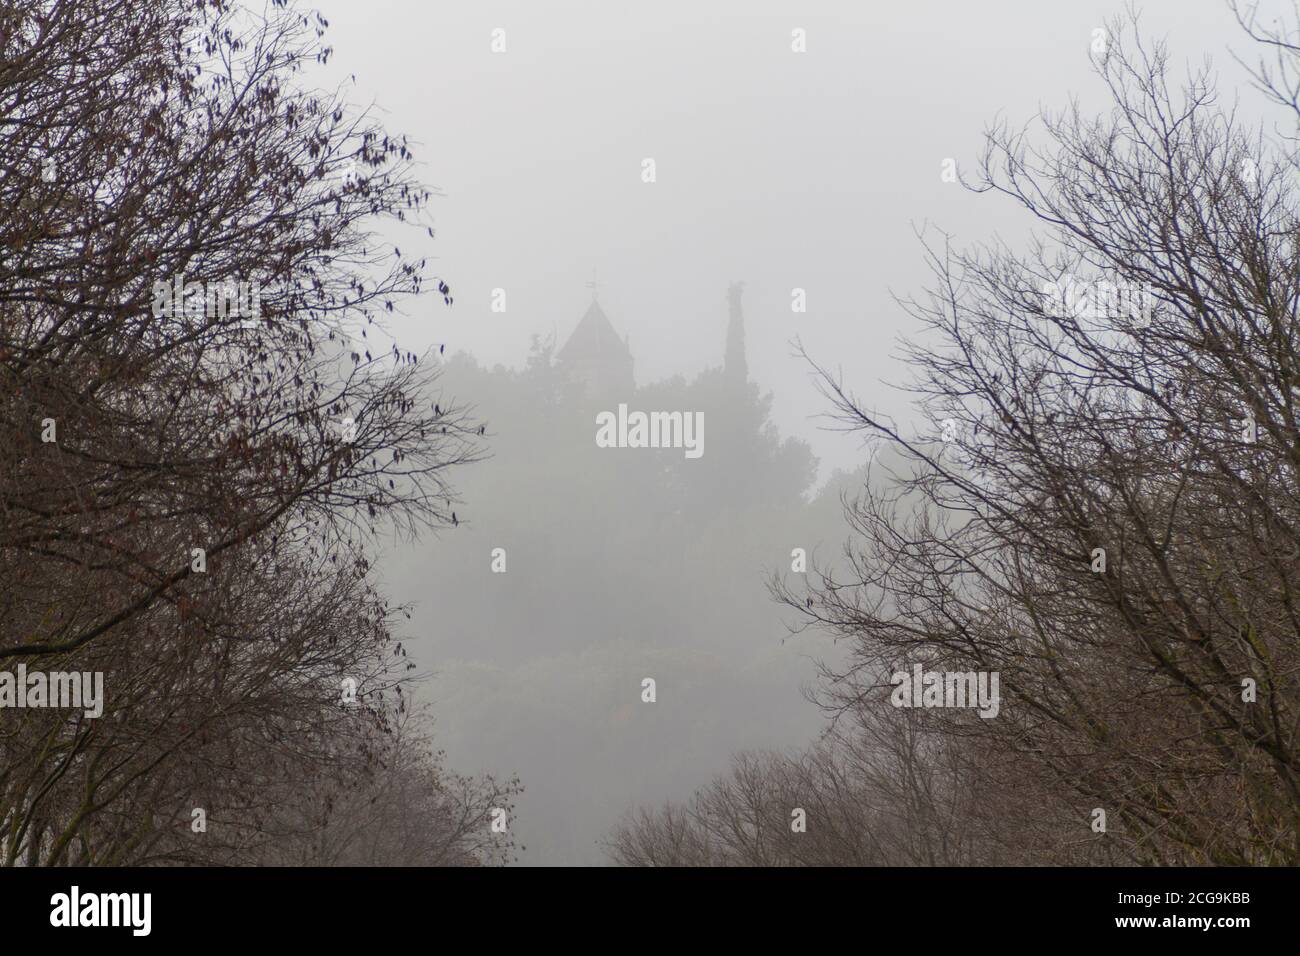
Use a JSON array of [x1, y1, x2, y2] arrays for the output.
[[0, 0, 504, 866], [783, 9, 1299, 865], [608, 695, 1106, 866]]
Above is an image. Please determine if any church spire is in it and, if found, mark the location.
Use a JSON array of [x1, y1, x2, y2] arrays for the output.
[[556, 292, 634, 400], [725, 281, 747, 386]]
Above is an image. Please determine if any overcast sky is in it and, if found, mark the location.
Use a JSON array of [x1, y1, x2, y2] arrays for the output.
[[314, 0, 1280, 478]]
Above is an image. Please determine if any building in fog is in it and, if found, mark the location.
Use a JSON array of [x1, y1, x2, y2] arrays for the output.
[[556, 298, 634, 400], [557, 283, 748, 401]]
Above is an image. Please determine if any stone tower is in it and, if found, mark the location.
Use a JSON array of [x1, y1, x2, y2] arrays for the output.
[[724, 281, 748, 387]]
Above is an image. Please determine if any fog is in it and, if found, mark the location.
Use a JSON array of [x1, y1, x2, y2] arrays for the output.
[[308, 0, 1275, 864]]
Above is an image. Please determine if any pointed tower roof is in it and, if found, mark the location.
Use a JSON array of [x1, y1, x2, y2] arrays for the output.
[[557, 299, 631, 364]]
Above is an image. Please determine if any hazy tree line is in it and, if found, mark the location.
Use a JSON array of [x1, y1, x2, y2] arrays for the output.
[[610, 8, 1300, 866], [0, 0, 517, 865], [390, 332, 854, 864]]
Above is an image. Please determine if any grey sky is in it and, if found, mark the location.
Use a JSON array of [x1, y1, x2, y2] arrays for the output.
[[318, 0, 1269, 478]]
